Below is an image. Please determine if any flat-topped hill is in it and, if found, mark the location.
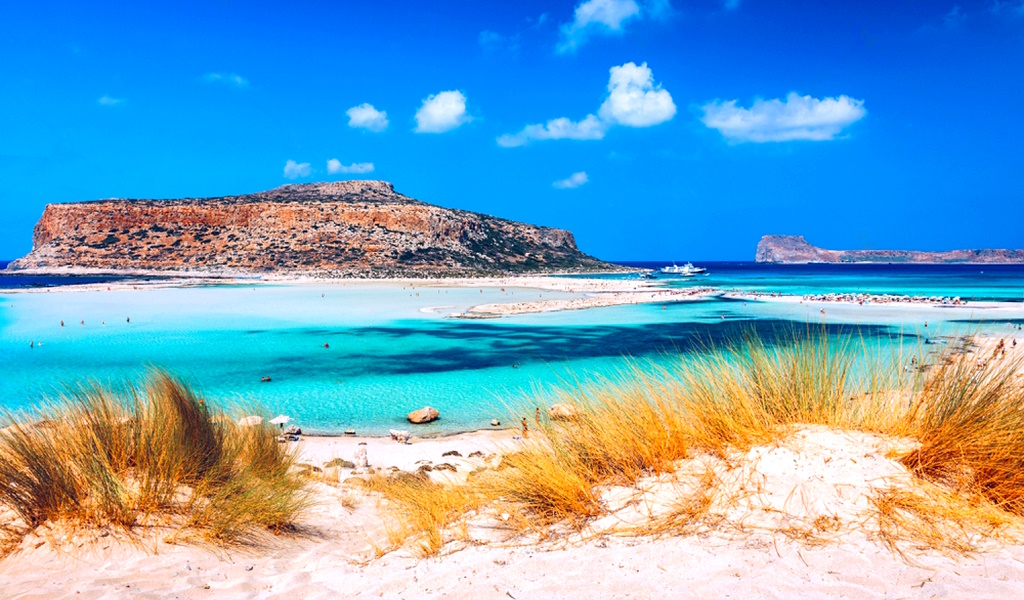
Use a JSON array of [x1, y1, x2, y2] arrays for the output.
[[756, 235, 1024, 264], [6, 181, 614, 277]]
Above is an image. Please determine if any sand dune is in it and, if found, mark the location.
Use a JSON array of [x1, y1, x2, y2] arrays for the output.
[[3, 425, 1024, 598]]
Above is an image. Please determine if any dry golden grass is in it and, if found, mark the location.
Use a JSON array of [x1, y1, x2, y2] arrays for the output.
[[899, 348, 1024, 515], [0, 371, 310, 549], [871, 481, 1017, 560], [367, 329, 1024, 559], [358, 472, 483, 557]]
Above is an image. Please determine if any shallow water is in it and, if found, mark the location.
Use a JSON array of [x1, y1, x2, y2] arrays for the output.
[[1, 265, 1023, 435]]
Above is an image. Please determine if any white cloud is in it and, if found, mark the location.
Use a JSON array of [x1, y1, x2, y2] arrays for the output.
[[498, 61, 673, 147], [558, 0, 641, 53], [498, 115, 607, 147], [283, 160, 311, 179], [556, 0, 669, 53], [204, 72, 248, 87], [414, 90, 471, 133], [97, 95, 124, 106], [597, 61, 676, 127], [553, 171, 589, 189], [700, 93, 867, 143], [346, 103, 389, 132], [327, 159, 375, 174], [990, 0, 1024, 15]]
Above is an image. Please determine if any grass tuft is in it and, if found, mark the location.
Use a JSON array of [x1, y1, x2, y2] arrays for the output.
[[0, 371, 309, 549]]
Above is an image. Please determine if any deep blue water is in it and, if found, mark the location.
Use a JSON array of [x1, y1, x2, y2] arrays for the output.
[[0, 260, 142, 288], [604, 261, 1024, 303]]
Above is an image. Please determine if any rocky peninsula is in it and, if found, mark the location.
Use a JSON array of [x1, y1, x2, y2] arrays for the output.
[[6, 181, 615, 277], [756, 234, 1024, 264]]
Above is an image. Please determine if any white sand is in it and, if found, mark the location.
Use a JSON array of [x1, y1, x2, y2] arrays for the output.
[[463, 287, 718, 317], [4, 426, 1024, 598]]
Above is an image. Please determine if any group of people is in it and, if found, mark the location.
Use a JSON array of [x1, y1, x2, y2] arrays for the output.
[[31, 316, 132, 348], [520, 407, 543, 438]]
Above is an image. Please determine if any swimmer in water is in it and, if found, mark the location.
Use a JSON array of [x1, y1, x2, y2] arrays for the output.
[[323, 343, 330, 349]]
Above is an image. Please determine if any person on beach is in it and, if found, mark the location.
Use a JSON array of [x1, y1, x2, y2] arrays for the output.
[[535, 407, 541, 424], [60, 321, 64, 327], [30, 341, 34, 349], [521, 417, 529, 439]]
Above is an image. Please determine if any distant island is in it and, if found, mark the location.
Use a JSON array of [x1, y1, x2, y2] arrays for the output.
[[5, 181, 615, 277], [755, 235, 1024, 264]]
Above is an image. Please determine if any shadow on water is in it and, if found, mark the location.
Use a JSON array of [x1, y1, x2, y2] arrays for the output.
[[261, 319, 909, 378]]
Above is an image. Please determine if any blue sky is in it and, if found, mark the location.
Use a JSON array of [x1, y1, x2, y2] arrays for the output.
[[1, 0, 1022, 261]]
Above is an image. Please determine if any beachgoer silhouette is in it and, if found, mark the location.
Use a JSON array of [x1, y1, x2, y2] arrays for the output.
[[127, 317, 130, 323], [60, 321, 64, 327], [30, 341, 34, 349], [521, 417, 529, 439], [535, 407, 541, 423]]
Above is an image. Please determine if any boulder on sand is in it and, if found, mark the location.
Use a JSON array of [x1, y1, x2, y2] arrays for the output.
[[407, 406, 440, 424], [548, 403, 579, 420]]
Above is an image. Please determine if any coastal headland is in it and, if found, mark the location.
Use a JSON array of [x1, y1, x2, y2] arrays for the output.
[[756, 234, 1024, 264], [5, 180, 617, 277]]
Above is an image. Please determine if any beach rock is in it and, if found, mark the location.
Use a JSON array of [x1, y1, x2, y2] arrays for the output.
[[434, 463, 457, 472], [407, 406, 440, 424], [548, 403, 580, 420], [468, 451, 485, 458], [490, 419, 501, 426], [442, 450, 462, 457]]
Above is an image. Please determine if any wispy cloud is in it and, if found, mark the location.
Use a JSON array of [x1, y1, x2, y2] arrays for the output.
[[558, 0, 641, 54], [990, 0, 1024, 16], [327, 159, 374, 174], [479, 29, 521, 55], [553, 172, 590, 189], [283, 160, 311, 179], [204, 72, 249, 87], [498, 61, 674, 147], [498, 115, 606, 147], [414, 90, 471, 133], [944, 5, 966, 28], [97, 95, 125, 106], [700, 93, 867, 143], [346, 103, 389, 132], [557, 0, 670, 54]]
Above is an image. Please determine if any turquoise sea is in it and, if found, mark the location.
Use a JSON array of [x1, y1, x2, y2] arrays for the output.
[[1, 262, 1023, 435]]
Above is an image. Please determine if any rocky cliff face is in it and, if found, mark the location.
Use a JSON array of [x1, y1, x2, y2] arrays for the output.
[[8, 181, 614, 276], [755, 235, 1024, 264]]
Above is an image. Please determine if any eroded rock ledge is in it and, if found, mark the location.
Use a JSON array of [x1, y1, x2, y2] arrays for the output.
[[8, 181, 615, 277]]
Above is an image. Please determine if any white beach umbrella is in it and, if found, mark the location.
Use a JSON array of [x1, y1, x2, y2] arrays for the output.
[[238, 415, 263, 427], [270, 415, 291, 429]]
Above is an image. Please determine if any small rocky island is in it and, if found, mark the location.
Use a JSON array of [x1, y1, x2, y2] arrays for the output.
[[756, 235, 1024, 264], [6, 181, 614, 277]]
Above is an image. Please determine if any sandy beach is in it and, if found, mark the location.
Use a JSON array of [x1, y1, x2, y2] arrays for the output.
[[5, 419, 1024, 599]]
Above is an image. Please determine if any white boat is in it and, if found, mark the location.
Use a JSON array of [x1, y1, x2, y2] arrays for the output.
[[660, 263, 695, 276], [660, 262, 706, 276]]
